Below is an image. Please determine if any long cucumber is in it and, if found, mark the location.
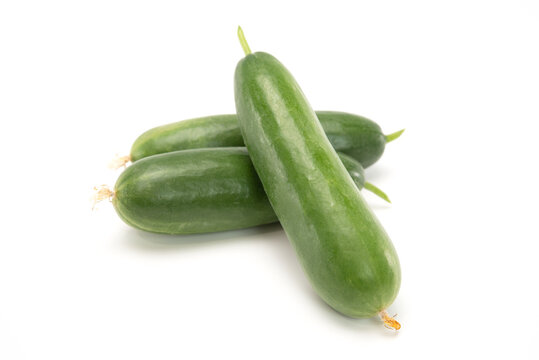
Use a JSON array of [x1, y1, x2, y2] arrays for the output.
[[234, 28, 401, 328], [125, 113, 403, 168], [95, 148, 387, 234]]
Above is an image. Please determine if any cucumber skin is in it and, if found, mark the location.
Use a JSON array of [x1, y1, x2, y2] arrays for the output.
[[130, 112, 385, 168], [317, 111, 386, 168], [112, 148, 366, 235], [234, 52, 400, 318]]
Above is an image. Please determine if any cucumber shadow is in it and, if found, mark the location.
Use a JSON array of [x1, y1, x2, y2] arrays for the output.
[[245, 225, 403, 336], [311, 295, 403, 336], [118, 212, 400, 335], [364, 164, 390, 182], [119, 222, 284, 252]]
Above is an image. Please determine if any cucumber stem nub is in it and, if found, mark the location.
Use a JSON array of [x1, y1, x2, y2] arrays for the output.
[[379, 310, 401, 330], [385, 129, 405, 143], [237, 26, 252, 55], [363, 182, 391, 203]]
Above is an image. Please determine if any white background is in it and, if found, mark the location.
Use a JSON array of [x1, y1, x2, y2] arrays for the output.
[[1, 1, 538, 359]]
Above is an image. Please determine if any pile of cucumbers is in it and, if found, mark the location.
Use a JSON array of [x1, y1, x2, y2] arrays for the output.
[[97, 27, 403, 330]]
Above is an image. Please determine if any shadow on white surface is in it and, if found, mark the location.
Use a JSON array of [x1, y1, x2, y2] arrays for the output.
[[119, 222, 284, 252], [366, 202, 393, 211], [306, 290, 403, 336], [364, 165, 388, 182], [258, 228, 404, 335], [115, 221, 402, 335]]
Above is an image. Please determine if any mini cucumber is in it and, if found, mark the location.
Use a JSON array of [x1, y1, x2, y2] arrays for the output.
[[234, 28, 401, 327], [97, 148, 388, 234], [128, 112, 403, 168]]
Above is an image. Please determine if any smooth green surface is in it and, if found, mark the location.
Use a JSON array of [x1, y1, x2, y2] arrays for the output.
[[130, 114, 242, 162], [317, 111, 386, 168], [234, 51, 401, 318], [130, 111, 388, 168], [113, 148, 368, 234]]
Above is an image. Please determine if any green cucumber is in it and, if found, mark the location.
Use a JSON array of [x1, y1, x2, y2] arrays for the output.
[[128, 113, 403, 168], [98, 148, 387, 234], [234, 28, 401, 327]]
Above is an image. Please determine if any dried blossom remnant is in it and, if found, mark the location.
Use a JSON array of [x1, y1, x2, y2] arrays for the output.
[[92, 185, 114, 210], [379, 310, 401, 331], [108, 154, 131, 170]]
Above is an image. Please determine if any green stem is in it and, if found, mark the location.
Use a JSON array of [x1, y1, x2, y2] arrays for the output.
[[385, 129, 405, 143], [237, 26, 252, 55], [363, 182, 391, 203]]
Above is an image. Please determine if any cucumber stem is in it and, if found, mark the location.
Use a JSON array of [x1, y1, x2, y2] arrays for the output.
[[379, 310, 401, 330], [108, 154, 131, 170], [92, 185, 115, 210], [385, 129, 405, 143], [237, 26, 252, 55], [363, 182, 391, 203]]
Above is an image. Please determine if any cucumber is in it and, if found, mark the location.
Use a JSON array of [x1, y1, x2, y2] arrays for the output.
[[102, 148, 386, 234], [234, 28, 401, 327], [129, 113, 403, 168]]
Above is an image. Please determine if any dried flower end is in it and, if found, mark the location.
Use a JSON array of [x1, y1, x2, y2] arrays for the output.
[[379, 310, 401, 331], [92, 185, 114, 210], [108, 154, 131, 169]]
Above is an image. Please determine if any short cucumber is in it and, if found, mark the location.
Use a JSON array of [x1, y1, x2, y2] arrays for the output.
[[234, 28, 401, 326], [103, 148, 386, 234], [129, 112, 403, 168]]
